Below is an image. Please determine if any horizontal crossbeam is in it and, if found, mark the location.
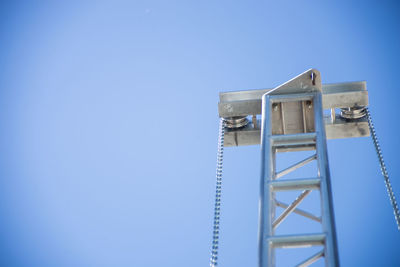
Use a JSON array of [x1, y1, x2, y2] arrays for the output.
[[269, 178, 320, 191], [219, 81, 368, 118], [268, 233, 325, 248], [271, 133, 317, 148], [224, 116, 369, 147]]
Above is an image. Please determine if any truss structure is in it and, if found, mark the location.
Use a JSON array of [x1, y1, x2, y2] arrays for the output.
[[259, 91, 338, 267], [217, 69, 369, 267]]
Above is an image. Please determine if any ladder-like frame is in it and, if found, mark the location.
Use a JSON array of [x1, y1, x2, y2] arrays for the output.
[[259, 91, 339, 267], [216, 69, 370, 266]]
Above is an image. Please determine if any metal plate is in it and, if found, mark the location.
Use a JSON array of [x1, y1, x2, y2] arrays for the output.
[[224, 116, 370, 147], [218, 81, 367, 118]]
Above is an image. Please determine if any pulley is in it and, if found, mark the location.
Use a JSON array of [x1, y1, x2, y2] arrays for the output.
[[339, 106, 366, 119], [224, 116, 249, 129]]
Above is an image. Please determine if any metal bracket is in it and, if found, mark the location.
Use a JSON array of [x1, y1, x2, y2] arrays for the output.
[[218, 69, 369, 147]]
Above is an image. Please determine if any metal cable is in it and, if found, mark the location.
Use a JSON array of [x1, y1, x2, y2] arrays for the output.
[[210, 118, 225, 267], [366, 108, 400, 230]]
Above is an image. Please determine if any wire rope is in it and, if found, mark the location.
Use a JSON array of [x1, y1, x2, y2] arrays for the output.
[[210, 118, 225, 266], [366, 108, 400, 230]]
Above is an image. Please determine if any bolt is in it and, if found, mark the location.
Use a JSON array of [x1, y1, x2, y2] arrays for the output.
[[306, 101, 312, 109], [272, 103, 279, 111], [311, 72, 316, 86]]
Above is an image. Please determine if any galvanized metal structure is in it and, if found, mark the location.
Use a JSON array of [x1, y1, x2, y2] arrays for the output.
[[218, 72, 369, 147], [258, 70, 339, 267], [216, 69, 369, 267]]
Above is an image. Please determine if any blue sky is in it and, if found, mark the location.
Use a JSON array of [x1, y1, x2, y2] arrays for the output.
[[0, 1, 399, 266]]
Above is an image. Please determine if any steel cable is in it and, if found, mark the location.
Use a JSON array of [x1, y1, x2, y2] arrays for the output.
[[210, 118, 225, 266], [366, 108, 400, 230]]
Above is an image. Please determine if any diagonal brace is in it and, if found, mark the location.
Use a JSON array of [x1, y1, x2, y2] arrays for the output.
[[276, 200, 321, 223], [273, 190, 311, 229], [276, 154, 317, 179], [296, 249, 324, 267]]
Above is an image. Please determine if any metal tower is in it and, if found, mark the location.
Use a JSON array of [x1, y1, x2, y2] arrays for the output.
[[214, 69, 371, 267]]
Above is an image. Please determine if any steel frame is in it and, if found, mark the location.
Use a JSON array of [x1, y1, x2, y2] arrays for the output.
[[219, 79, 369, 147], [259, 92, 339, 267], [216, 69, 370, 266]]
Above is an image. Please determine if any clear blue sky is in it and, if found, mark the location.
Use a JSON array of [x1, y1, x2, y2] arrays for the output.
[[0, 1, 399, 266]]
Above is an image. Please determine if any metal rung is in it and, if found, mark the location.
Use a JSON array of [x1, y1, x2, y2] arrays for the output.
[[269, 178, 320, 191], [268, 234, 325, 248], [271, 133, 316, 148], [296, 250, 324, 267], [276, 154, 317, 179]]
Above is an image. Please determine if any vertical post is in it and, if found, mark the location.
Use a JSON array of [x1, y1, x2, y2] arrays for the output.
[[259, 94, 275, 267], [313, 92, 339, 266]]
